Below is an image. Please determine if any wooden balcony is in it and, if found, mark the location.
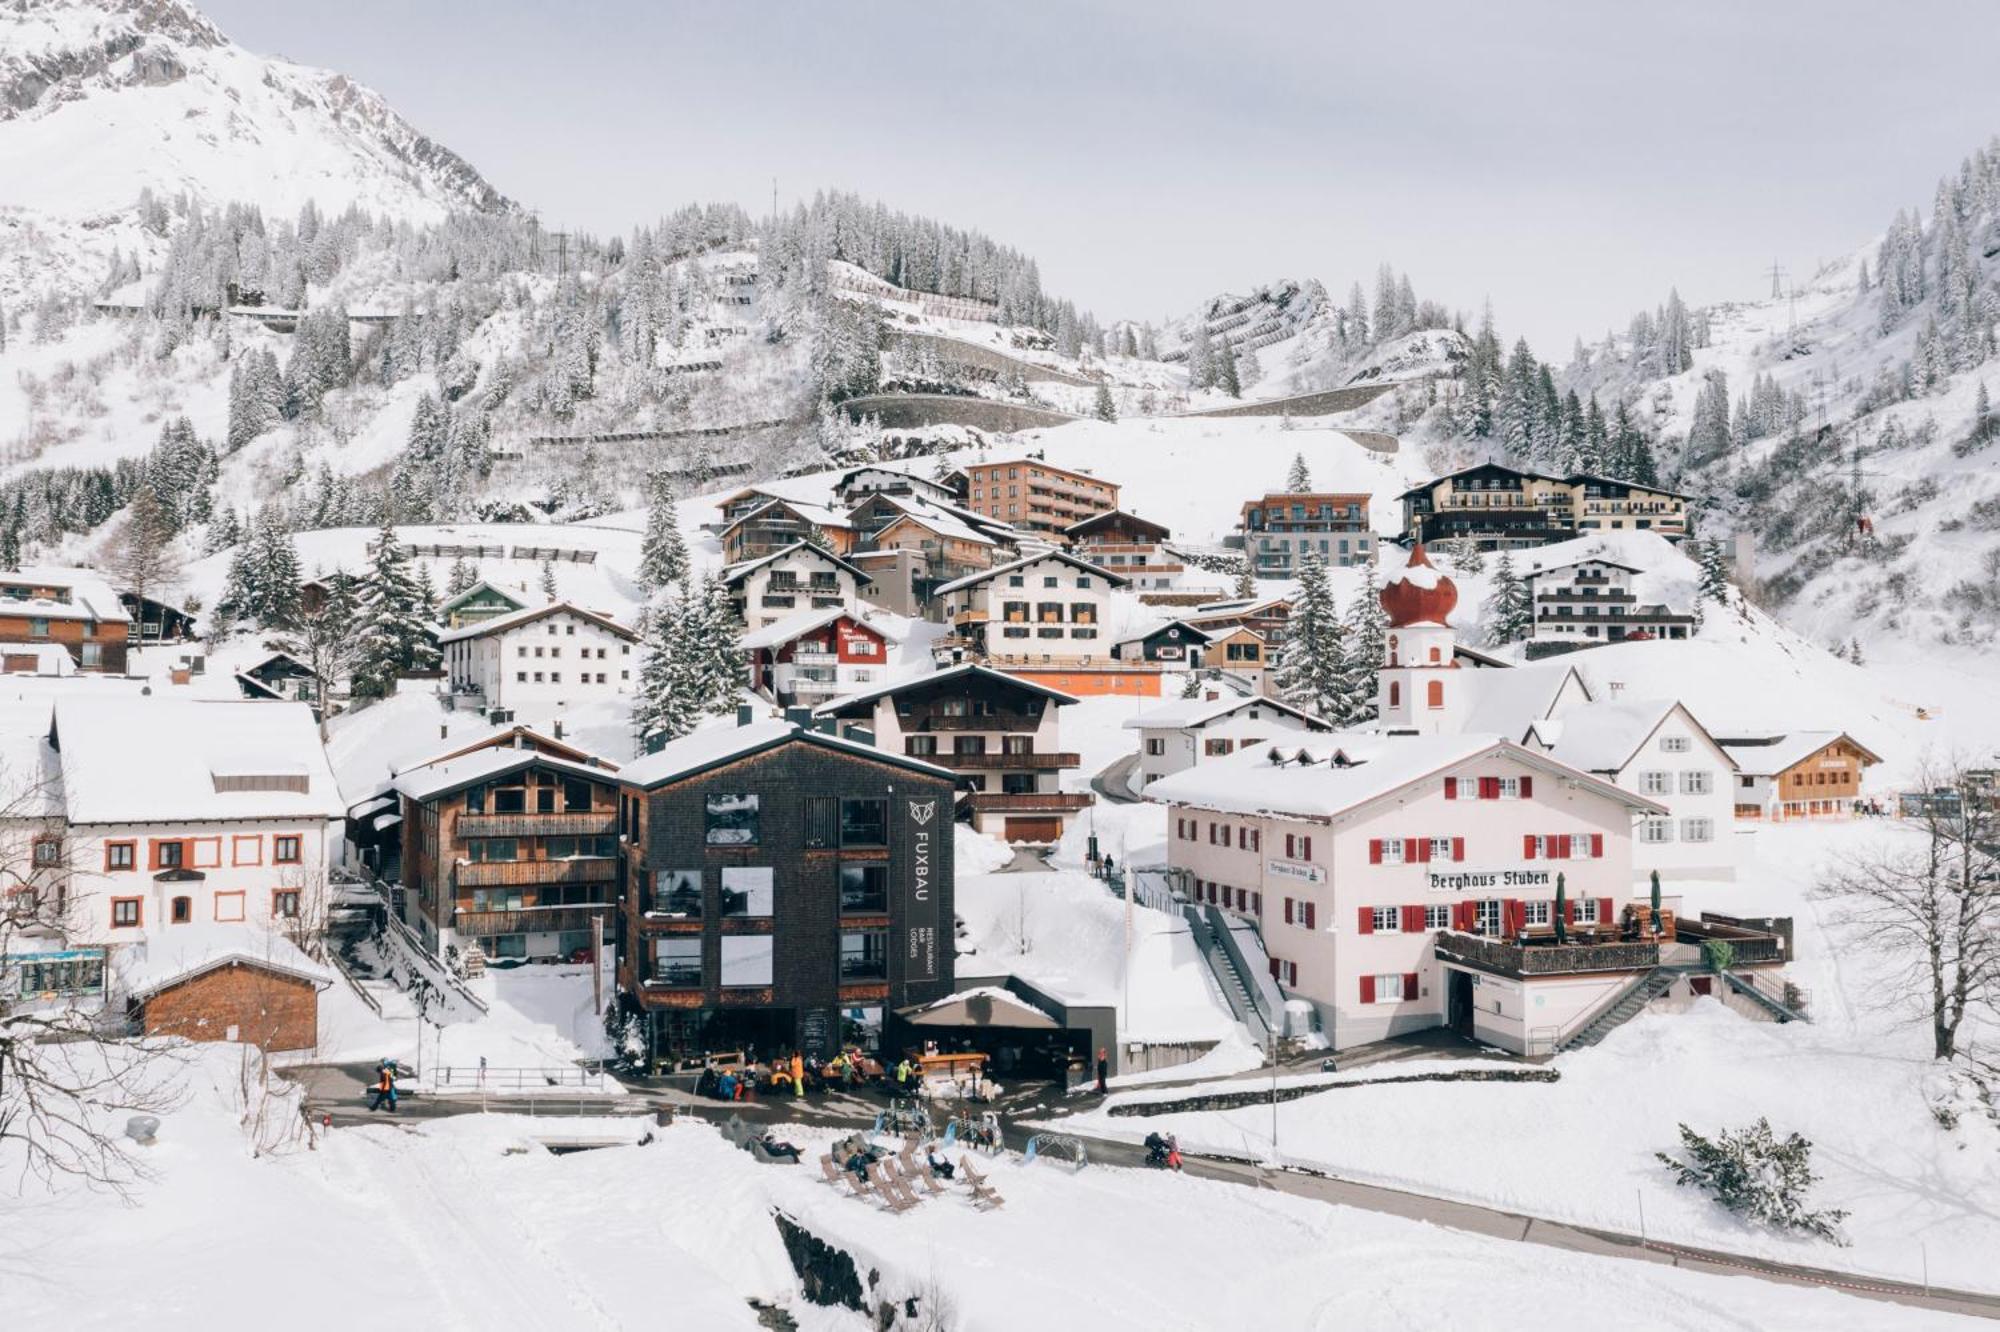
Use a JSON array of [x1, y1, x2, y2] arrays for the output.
[[912, 714, 1036, 732], [451, 905, 614, 937], [456, 857, 619, 887], [458, 812, 617, 839], [1434, 930, 1660, 978], [921, 750, 1079, 771], [953, 608, 991, 626], [965, 791, 1094, 813]]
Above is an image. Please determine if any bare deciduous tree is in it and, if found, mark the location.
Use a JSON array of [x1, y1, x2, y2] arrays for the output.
[[1816, 760, 2000, 1061]]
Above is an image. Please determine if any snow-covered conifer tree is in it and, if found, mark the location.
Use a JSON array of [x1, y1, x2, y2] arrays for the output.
[[1483, 552, 1533, 646], [1337, 562, 1387, 724], [539, 560, 559, 602], [352, 519, 438, 698], [1273, 550, 1345, 721], [1285, 453, 1311, 492], [637, 469, 690, 593]]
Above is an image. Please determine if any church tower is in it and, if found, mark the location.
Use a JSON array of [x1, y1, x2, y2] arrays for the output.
[[1376, 543, 1464, 734]]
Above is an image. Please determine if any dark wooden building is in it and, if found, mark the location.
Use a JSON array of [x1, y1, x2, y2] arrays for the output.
[[617, 718, 958, 1067]]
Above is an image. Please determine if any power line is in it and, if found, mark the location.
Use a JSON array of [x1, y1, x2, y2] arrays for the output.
[[1766, 258, 1788, 300]]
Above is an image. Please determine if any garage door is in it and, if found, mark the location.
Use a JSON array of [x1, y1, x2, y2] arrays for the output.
[[1004, 816, 1061, 844]]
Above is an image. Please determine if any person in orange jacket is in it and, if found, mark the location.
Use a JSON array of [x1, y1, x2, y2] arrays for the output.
[[367, 1062, 398, 1113], [789, 1052, 806, 1098]]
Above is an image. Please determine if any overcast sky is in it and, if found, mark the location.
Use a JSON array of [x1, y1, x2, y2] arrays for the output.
[[201, 0, 2000, 354]]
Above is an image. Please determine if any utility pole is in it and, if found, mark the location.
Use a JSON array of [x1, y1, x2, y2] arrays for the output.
[[549, 231, 572, 281], [1766, 258, 1787, 300]]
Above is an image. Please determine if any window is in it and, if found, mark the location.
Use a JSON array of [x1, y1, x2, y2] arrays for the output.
[[493, 787, 527, 814], [465, 839, 518, 862], [106, 841, 135, 871], [1204, 738, 1234, 757], [1640, 819, 1674, 844], [1681, 817, 1714, 843], [564, 779, 593, 812], [1680, 770, 1712, 795], [273, 889, 301, 919], [273, 835, 302, 864], [1144, 738, 1165, 756], [1574, 898, 1601, 924], [654, 937, 701, 987], [705, 793, 760, 845], [111, 897, 141, 928], [720, 936, 773, 988], [1639, 770, 1672, 795], [1524, 899, 1551, 927], [839, 928, 889, 981], [1423, 904, 1450, 931], [1370, 907, 1401, 933], [1378, 838, 1406, 865], [1474, 899, 1502, 935], [32, 838, 60, 868], [1426, 680, 1444, 709], [1661, 735, 1691, 753], [840, 799, 888, 847], [1370, 974, 1406, 1003], [170, 896, 192, 924], [155, 841, 184, 870], [720, 866, 774, 917], [1428, 837, 1456, 862], [840, 863, 887, 914], [651, 869, 702, 917]]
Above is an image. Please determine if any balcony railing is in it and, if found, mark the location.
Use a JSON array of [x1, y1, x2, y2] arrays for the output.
[[451, 905, 614, 937], [791, 651, 837, 666], [920, 750, 1080, 771], [1435, 930, 1660, 978], [458, 812, 617, 839], [456, 857, 619, 887], [911, 714, 1033, 732], [965, 791, 1094, 813]]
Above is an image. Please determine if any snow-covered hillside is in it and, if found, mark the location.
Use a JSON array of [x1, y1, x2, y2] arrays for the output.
[[0, 0, 510, 223]]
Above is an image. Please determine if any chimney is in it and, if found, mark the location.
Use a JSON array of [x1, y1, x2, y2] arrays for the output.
[[1205, 690, 1219, 701], [784, 706, 812, 728], [553, 719, 565, 740], [736, 703, 755, 727], [813, 717, 836, 736], [440, 724, 448, 739]]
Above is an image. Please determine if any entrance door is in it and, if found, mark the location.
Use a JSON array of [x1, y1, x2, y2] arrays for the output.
[[1005, 816, 1061, 843], [1447, 970, 1475, 1037]]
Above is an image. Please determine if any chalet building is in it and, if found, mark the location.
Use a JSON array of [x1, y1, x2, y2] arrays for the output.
[[1111, 619, 1214, 668], [961, 456, 1119, 534], [393, 746, 624, 961], [1398, 464, 1691, 550], [50, 697, 343, 940], [816, 664, 1091, 844], [1184, 596, 1292, 650], [832, 464, 963, 507], [1064, 510, 1184, 590], [1523, 699, 1738, 883], [1719, 732, 1882, 821], [617, 718, 958, 1066], [120, 590, 197, 644], [1239, 492, 1375, 575], [0, 568, 132, 673], [233, 650, 320, 706], [1125, 693, 1326, 792], [851, 495, 1011, 585], [933, 551, 1127, 669], [720, 497, 857, 564], [1204, 627, 1273, 692], [713, 484, 808, 530], [1526, 558, 1695, 648], [722, 542, 869, 631], [437, 579, 530, 630], [437, 601, 636, 721], [740, 608, 892, 709]]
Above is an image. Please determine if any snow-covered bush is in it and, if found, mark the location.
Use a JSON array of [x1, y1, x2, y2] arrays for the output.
[[1656, 1119, 1849, 1243]]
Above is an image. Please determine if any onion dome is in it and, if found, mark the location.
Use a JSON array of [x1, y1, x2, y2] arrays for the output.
[[1379, 542, 1459, 627]]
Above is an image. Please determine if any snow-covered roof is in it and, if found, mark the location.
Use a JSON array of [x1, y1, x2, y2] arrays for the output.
[[1148, 731, 1665, 821], [0, 566, 132, 624], [115, 924, 334, 1001], [722, 495, 855, 536], [933, 550, 1128, 597], [871, 497, 1000, 547], [53, 697, 344, 825], [437, 579, 530, 616], [1114, 618, 1216, 647], [1064, 509, 1170, 540], [814, 662, 1081, 717], [0, 642, 77, 675], [434, 600, 635, 646], [834, 464, 958, 497], [1186, 595, 1290, 621], [1461, 660, 1592, 735], [1526, 699, 1732, 774], [391, 746, 618, 803], [1718, 731, 1881, 777], [619, 718, 956, 790], [1124, 694, 1321, 732], [719, 541, 869, 587], [736, 607, 895, 653]]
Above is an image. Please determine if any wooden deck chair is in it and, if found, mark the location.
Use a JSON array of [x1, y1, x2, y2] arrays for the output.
[[881, 1161, 926, 1209], [819, 1155, 844, 1186], [913, 1158, 949, 1195], [842, 1168, 877, 1203], [868, 1162, 919, 1213]]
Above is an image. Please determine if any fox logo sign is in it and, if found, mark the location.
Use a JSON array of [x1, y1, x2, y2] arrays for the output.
[[908, 800, 937, 826]]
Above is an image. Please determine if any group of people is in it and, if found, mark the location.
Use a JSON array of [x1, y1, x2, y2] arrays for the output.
[[1143, 1132, 1183, 1171], [694, 1047, 891, 1101]]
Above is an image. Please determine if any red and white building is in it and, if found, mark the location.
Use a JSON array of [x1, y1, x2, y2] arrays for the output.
[[739, 608, 894, 709]]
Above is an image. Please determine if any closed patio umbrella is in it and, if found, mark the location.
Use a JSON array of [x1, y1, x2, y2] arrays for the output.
[[1553, 873, 1568, 945]]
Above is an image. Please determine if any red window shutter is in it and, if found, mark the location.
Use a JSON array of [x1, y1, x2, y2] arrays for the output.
[[1286, 833, 1296, 858], [1480, 776, 1499, 800], [1360, 975, 1376, 1004], [1251, 829, 1260, 852], [1591, 833, 1604, 858], [1284, 898, 1294, 924], [1444, 777, 1458, 800], [1304, 902, 1317, 929], [1564, 897, 1577, 923], [1417, 839, 1432, 863], [1302, 836, 1312, 859], [1598, 896, 1614, 925], [1356, 905, 1372, 934], [1451, 837, 1466, 862], [1520, 776, 1534, 799], [1523, 835, 1537, 859], [1402, 837, 1418, 863], [1269, 958, 1281, 979], [1505, 898, 1523, 934], [1402, 904, 1422, 932], [1403, 971, 1419, 999]]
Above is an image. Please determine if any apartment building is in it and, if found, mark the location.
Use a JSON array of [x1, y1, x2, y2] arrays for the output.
[[437, 602, 637, 719], [722, 542, 869, 631], [1526, 558, 1696, 647], [0, 567, 132, 673], [1239, 493, 1375, 574], [1064, 510, 1184, 590], [961, 456, 1119, 535], [1398, 465, 1691, 550], [932, 551, 1127, 666]]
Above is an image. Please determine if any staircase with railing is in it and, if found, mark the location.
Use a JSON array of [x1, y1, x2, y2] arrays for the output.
[[1181, 903, 1276, 1043]]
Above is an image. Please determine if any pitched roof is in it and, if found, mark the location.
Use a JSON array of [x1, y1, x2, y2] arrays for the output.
[[873, 502, 999, 548], [0, 566, 132, 624], [933, 550, 1128, 597], [53, 697, 344, 824], [1718, 731, 1882, 777], [1148, 731, 1666, 821], [1525, 698, 1734, 774], [437, 579, 530, 616], [1115, 618, 1216, 646], [391, 746, 620, 803], [719, 541, 869, 588], [1394, 463, 1567, 501], [1124, 694, 1322, 731], [737, 606, 892, 652], [720, 495, 855, 538], [834, 464, 958, 496], [115, 924, 334, 1000], [1460, 660, 1592, 735], [813, 662, 1082, 718], [619, 718, 956, 790], [434, 600, 635, 646], [1064, 509, 1170, 541]]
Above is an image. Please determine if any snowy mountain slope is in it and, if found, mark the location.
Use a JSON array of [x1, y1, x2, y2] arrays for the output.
[[0, 0, 510, 223]]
